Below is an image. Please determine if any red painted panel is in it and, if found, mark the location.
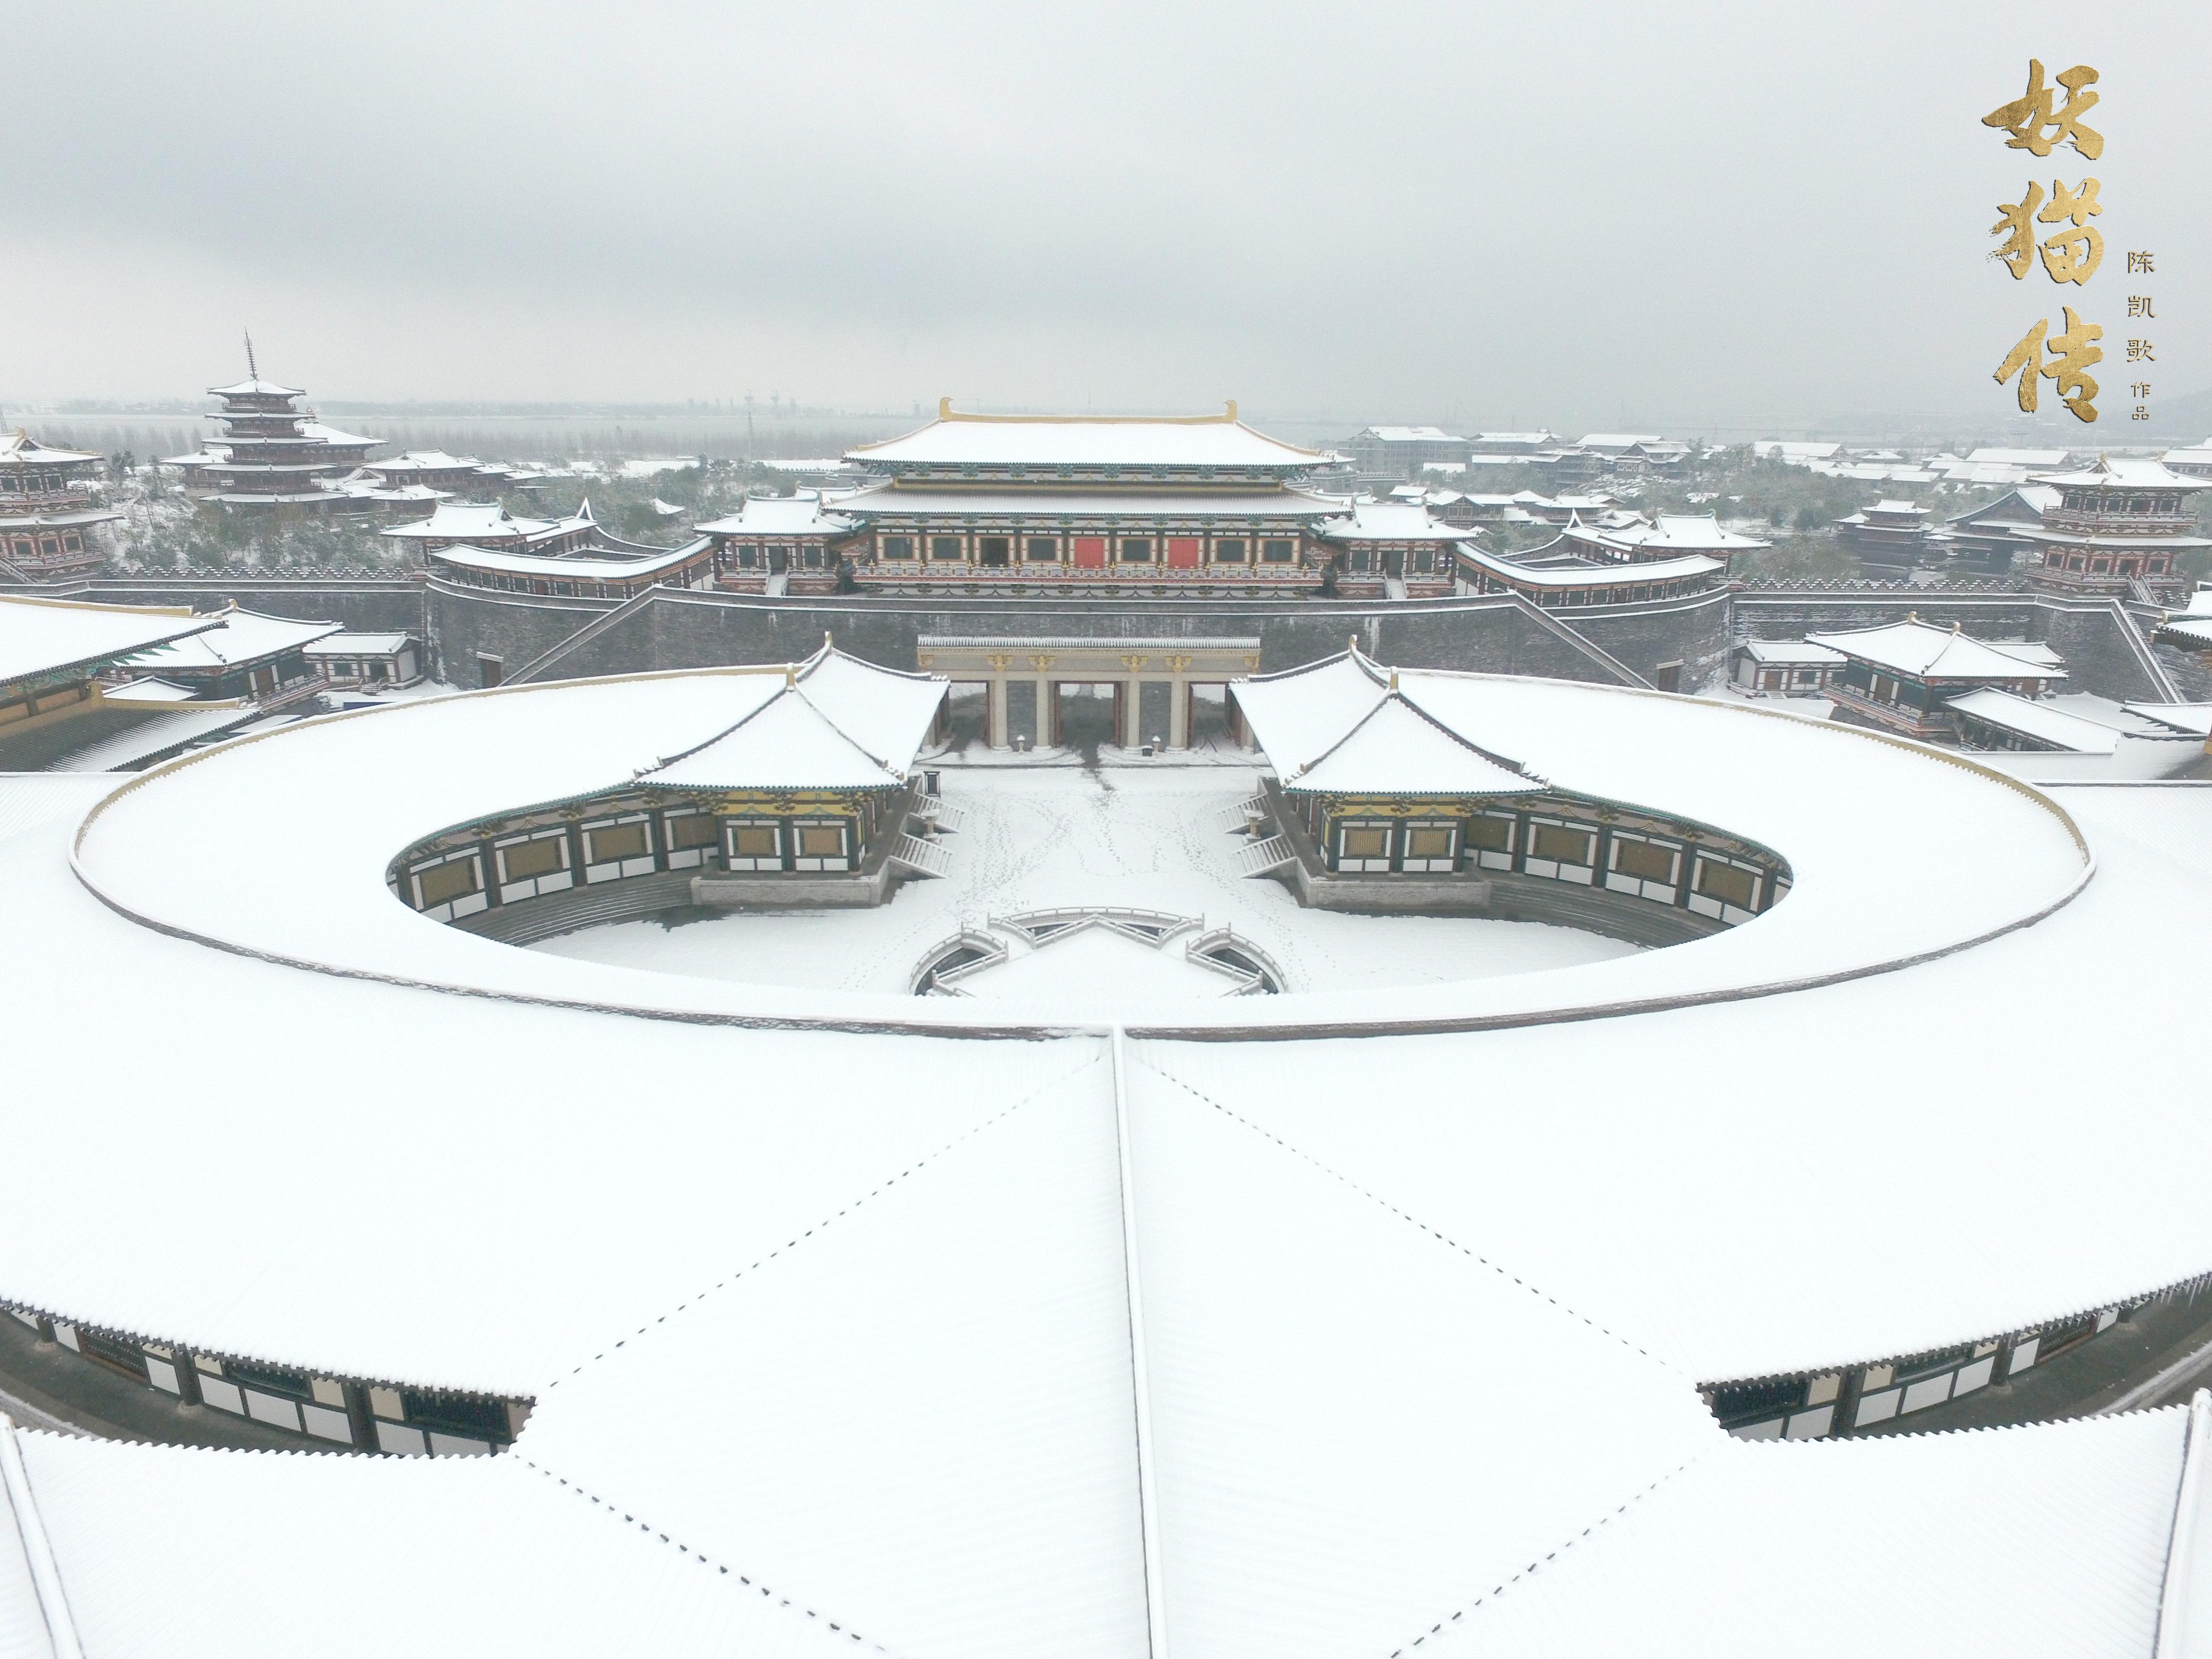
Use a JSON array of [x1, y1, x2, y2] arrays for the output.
[[1166, 536, 1201, 568], [1072, 536, 1107, 568]]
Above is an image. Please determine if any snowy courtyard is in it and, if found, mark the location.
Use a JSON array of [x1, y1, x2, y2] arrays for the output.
[[531, 762, 1640, 1007]]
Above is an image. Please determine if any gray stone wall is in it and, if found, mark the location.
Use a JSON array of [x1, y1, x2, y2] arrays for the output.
[[2154, 641, 2212, 701], [58, 577, 427, 638], [1564, 591, 1735, 687], [426, 581, 1730, 692], [425, 583, 614, 685]]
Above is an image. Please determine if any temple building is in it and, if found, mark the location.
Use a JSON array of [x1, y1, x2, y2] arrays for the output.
[[1945, 688, 2207, 767], [1556, 511, 1769, 565], [304, 631, 422, 690], [1939, 485, 2059, 571], [392, 644, 950, 931], [2162, 439, 2212, 482], [2013, 456, 2210, 600], [362, 451, 501, 493], [1835, 499, 1932, 563], [830, 401, 1339, 597], [390, 498, 719, 601], [1453, 512, 1757, 634], [1455, 544, 1726, 617], [115, 606, 343, 711], [0, 594, 274, 771], [0, 429, 120, 580], [1228, 646, 1788, 935], [163, 359, 381, 513], [1729, 638, 1846, 696], [382, 499, 606, 556], [1316, 498, 1465, 597], [1807, 617, 2066, 740], [413, 404, 1627, 608], [696, 493, 859, 594], [1349, 425, 1468, 479]]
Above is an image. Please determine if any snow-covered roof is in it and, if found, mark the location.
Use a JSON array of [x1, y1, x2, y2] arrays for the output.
[[2162, 617, 2212, 650], [1289, 692, 1539, 796], [1316, 499, 1468, 541], [382, 500, 586, 542], [824, 483, 1337, 520], [1804, 619, 2068, 682], [119, 607, 343, 671], [45, 703, 261, 771], [694, 494, 856, 537], [19, 659, 2212, 1649], [303, 633, 413, 656], [849, 404, 1324, 469], [1358, 425, 1466, 444], [206, 377, 304, 398], [0, 595, 217, 687], [100, 675, 203, 703], [1462, 545, 1725, 587], [2033, 455, 2210, 492], [638, 647, 946, 791], [1577, 432, 1664, 450], [1739, 639, 1848, 666], [1970, 447, 2071, 466], [2125, 701, 2212, 737], [1569, 512, 1769, 556], [295, 421, 379, 449], [1947, 688, 2123, 754], [1233, 650, 1536, 797], [367, 450, 479, 473], [0, 428, 101, 467], [425, 537, 711, 581], [1868, 499, 1931, 515], [1953, 485, 2062, 526]]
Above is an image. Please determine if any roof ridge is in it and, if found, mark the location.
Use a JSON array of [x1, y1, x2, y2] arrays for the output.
[[1388, 681, 1542, 782], [1392, 1452, 1708, 1654], [541, 1047, 1104, 1391], [517, 1455, 899, 1657], [639, 669, 808, 772], [1133, 1055, 1682, 1374]]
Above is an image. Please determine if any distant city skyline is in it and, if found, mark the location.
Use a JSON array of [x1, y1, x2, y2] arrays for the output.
[[4, 0, 2204, 436]]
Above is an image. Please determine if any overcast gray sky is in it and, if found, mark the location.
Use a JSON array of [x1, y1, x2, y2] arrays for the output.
[[3, 0, 2203, 432]]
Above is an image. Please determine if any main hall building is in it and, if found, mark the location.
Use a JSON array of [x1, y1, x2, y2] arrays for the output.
[[705, 400, 1345, 597]]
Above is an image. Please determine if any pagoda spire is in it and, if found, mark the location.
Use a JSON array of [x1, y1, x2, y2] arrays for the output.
[[244, 330, 259, 382]]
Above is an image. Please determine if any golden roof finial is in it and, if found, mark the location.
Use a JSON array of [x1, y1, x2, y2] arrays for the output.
[[784, 663, 797, 688], [1389, 669, 1400, 691], [938, 396, 953, 419]]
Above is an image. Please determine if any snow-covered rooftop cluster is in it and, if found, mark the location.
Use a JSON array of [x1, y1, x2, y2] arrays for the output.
[[5, 660, 2211, 1657]]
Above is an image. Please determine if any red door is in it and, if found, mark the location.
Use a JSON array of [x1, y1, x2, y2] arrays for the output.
[[1166, 536, 1201, 569], [1072, 536, 1106, 568]]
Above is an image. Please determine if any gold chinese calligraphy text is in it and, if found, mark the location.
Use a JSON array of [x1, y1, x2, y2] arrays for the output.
[[1983, 60, 2103, 159]]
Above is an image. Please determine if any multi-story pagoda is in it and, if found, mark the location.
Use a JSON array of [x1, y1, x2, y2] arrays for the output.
[[164, 343, 380, 514], [0, 430, 121, 581], [1835, 499, 1932, 564], [2013, 456, 2210, 601]]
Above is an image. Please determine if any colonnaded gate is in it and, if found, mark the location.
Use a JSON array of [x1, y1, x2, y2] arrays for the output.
[[916, 634, 1260, 749]]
